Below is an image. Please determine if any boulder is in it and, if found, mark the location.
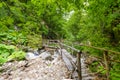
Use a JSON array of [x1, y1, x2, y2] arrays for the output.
[[39, 51, 52, 60]]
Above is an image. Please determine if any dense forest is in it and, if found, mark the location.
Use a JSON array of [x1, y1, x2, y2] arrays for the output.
[[0, 0, 120, 79]]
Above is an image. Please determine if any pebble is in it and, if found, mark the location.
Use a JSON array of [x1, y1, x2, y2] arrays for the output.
[[0, 50, 71, 80]]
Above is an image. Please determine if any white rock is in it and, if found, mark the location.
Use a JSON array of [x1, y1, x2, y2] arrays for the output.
[[25, 52, 39, 60], [39, 51, 52, 60]]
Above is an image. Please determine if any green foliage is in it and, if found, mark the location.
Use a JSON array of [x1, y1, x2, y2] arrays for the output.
[[0, 44, 25, 65], [62, 0, 120, 79], [0, 0, 120, 79], [98, 66, 106, 74], [8, 51, 25, 61], [0, 30, 27, 45], [110, 62, 120, 80], [27, 34, 42, 49], [0, 56, 7, 65], [110, 69, 120, 80]]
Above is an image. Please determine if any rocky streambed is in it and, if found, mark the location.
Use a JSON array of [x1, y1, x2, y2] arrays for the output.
[[0, 49, 71, 80]]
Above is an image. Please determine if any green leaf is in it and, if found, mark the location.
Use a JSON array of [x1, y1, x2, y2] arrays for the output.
[[0, 56, 7, 65], [0, 3, 3, 7]]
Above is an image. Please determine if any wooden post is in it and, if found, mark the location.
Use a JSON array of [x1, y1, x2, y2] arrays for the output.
[[77, 51, 82, 80], [71, 43, 74, 55], [103, 51, 109, 80], [59, 42, 62, 58]]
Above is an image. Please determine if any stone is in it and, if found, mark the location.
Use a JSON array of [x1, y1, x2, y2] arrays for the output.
[[25, 52, 39, 60], [39, 51, 52, 60]]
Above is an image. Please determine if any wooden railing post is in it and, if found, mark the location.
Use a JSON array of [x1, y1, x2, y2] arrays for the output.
[[77, 51, 82, 80], [71, 43, 74, 55], [103, 51, 109, 80], [59, 42, 62, 58]]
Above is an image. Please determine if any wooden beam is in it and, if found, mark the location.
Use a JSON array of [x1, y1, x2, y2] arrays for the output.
[[77, 52, 82, 80], [44, 45, 58, 49], [103, 51, 109, 80], [60, 43, 80, 52], [80, 44, 120, 54], [60, 49, 74, 71]]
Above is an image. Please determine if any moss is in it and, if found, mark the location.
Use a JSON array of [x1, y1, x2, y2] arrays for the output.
[[27, 34, 42, 49]]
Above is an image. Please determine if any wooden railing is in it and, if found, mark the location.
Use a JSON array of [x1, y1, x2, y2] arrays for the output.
[[62, 40, 120, 80], [59, 42, 82, 80], [79, 43, 120, 80], [43, 39, 120, 80], [43, 40, 82, 80]]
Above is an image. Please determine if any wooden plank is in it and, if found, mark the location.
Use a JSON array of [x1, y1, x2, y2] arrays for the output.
[[61, 49, 77, 68], [44, 45, 58, 49], [58, 49, 80, 79], [61, 50, 74, 71]]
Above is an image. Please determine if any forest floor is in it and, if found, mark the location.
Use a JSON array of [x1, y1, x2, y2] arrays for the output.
[[0, 52, 71, 80]]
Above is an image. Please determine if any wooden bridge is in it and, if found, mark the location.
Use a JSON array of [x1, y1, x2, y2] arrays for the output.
[[43, 39, 120, 80]]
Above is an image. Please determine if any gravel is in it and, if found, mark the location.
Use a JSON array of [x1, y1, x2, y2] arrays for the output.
[[0, 55, 71, 80]]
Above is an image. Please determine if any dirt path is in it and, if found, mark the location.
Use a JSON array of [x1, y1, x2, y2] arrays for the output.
[[0, 55, 71, 80]]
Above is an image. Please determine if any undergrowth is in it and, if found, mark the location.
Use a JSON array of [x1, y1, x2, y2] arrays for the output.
[[0, 44, 25, 65]]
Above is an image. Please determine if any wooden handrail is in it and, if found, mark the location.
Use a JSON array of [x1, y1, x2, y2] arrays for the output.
[[60, 42, 80, 52], [78, 43, 120, 80], [60, 42, 120, 80], [79, 43, 120, 54], [59, 42, 82, 80], [47, 40, 82, 80], [46, 40, 120, 80]]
